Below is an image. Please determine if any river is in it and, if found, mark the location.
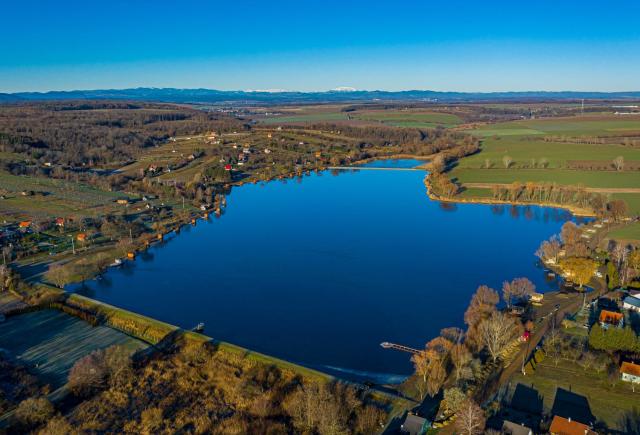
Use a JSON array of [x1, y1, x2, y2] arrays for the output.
[[70, 159, 584, 382]]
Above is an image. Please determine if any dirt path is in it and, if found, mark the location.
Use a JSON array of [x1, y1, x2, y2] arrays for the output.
[[463, 182, 640, 194]]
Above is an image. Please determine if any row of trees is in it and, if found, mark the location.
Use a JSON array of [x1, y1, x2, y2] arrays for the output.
[[490, 182, 626, 217]]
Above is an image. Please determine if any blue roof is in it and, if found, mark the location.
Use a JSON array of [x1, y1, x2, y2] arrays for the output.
[[624, 296, 640, 308]]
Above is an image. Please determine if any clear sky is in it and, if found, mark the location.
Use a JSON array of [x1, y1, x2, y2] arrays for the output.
[[2, 0, 639, 93]]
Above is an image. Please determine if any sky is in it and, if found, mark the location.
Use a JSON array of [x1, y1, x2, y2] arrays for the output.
[[2, 0, 640, 93]]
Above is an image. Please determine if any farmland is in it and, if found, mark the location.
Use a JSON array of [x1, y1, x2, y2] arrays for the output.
[[0, 309, 147, 388], [350, 110, 463, 128], [442, 114, 640, 216], [0, 171, 128, 220]]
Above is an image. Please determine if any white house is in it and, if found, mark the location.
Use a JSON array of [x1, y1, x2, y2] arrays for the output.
[[621, 362, 640, 385]]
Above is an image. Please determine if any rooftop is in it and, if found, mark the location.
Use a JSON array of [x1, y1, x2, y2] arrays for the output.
[[599, 309, 623, 325], [621, 361, 640, 377], [624, 295, 640, 308], [549, 416, 596, 435]]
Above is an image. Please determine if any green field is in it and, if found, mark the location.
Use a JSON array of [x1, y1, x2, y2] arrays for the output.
[[0, 309, 147, 388], [452, 168, 640, 188], [510, 358, 640, 431], [260, 112, 347, 124], [457, 137, 640, 170], [352, 110, 463, 128], [466, 115, 640, 137], [608, 221, 640, 242]]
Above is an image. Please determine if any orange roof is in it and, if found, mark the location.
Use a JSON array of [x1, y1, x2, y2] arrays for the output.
[[599, 309, 623, 325], [76, 233, 86, 241], [549, 416, 596, 435], [621, 361, 640, 377], [19, 221, 31, 228]]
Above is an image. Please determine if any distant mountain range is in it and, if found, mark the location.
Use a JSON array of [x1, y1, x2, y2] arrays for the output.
[[1, 88, 640, 104]]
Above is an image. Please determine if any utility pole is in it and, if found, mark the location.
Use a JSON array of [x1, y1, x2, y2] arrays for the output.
[[129, 227, 133, 243], [70, 235, 76, 255]]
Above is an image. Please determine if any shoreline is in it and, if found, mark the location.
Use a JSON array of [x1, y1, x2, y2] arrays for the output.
[[423, 175, 597, 217]]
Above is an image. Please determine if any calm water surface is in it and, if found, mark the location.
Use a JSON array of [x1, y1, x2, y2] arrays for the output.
[[71, 160, 582, 380]]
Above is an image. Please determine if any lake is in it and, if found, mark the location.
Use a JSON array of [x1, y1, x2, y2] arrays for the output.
[[71, 159, 583, 382]]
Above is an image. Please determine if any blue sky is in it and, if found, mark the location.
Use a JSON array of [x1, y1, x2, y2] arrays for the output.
[[2, 0, 639, 92]]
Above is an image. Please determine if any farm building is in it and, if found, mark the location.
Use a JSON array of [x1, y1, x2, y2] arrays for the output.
[[623, 295, 640, 313], [621, 361, 640, 384], [598, 310, 624, 329]]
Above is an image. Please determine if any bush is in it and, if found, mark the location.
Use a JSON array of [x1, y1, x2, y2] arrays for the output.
[[14, 397, 54, 429], [68, 350, 108, 397]]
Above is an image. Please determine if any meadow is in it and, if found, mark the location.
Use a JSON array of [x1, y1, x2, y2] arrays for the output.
[[351, 110, 463, 128], [452, 168, 640, 188]]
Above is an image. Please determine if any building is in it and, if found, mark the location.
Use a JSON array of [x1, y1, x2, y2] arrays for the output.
[[400, 413, 429, 435], [599, 310, 624, 329], [502, 420, 533, 435], [549, 416, 596, 435], [529, 292, 544, 304], [18, 221, 31, 228], [76, 233, 87, 242], [55, 217, 65, 227], [621, 361, 640, 384], [116, 199, 129, 205], [623, 295, 640, 313]]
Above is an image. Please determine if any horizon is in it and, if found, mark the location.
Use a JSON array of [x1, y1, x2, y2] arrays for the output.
[[6, 86, 640, 95], [3, 0, 640, 93]]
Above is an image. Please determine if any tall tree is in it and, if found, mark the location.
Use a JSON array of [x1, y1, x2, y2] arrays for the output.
[[502, 277, 536, 308], [559, 257, 598, 289], [455, 399, 486, 435], [479, 311, 522, 362]]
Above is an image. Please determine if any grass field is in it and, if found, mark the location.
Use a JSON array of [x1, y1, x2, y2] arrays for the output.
[[260, 112, 348, 124], [0, 309, 147, 388], [465, 115, 640, 137], [456, 137, 640, 169], [509, 358, 640, 431], [351, 110, 463, 128], [452, 168, 640, 188], [608, 221, 640, 242]]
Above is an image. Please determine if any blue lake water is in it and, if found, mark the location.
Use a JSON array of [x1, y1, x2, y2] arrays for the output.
[[71, 160, 583, 380]]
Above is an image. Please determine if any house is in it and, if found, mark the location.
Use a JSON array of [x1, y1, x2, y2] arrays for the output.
[[116, 199, 129, 205], [623, 295, 640, 313], [599, 310, 624, 329], [264, 148, 271, 154], [400, 413, 429, 435], [55, 217, 65, 227], [501, 420, 533, 435], [529, 292, 544, 304], [224, 164, 232, 171], [18, 221, 31, 228], [549, 416, 596, 435], [76, 233, 87, 242], [621, 361, 640, 384]]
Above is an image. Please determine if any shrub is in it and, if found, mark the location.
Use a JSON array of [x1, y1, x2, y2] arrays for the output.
[[14, 397, 54, 429], [68, 350, 108, 397]]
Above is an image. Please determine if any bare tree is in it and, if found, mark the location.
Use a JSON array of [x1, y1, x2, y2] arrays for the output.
[[502, 277, 536, 308], [502, 155, 513, 169], [451, 343, 472, 382], [613, 156, 624, 171], [455, 399, 486, 435], [479, 311, 522, 362]]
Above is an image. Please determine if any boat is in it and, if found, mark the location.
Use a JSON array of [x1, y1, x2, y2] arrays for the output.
[[110, 258, 123, 267], [191, 322, 205, 333]]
